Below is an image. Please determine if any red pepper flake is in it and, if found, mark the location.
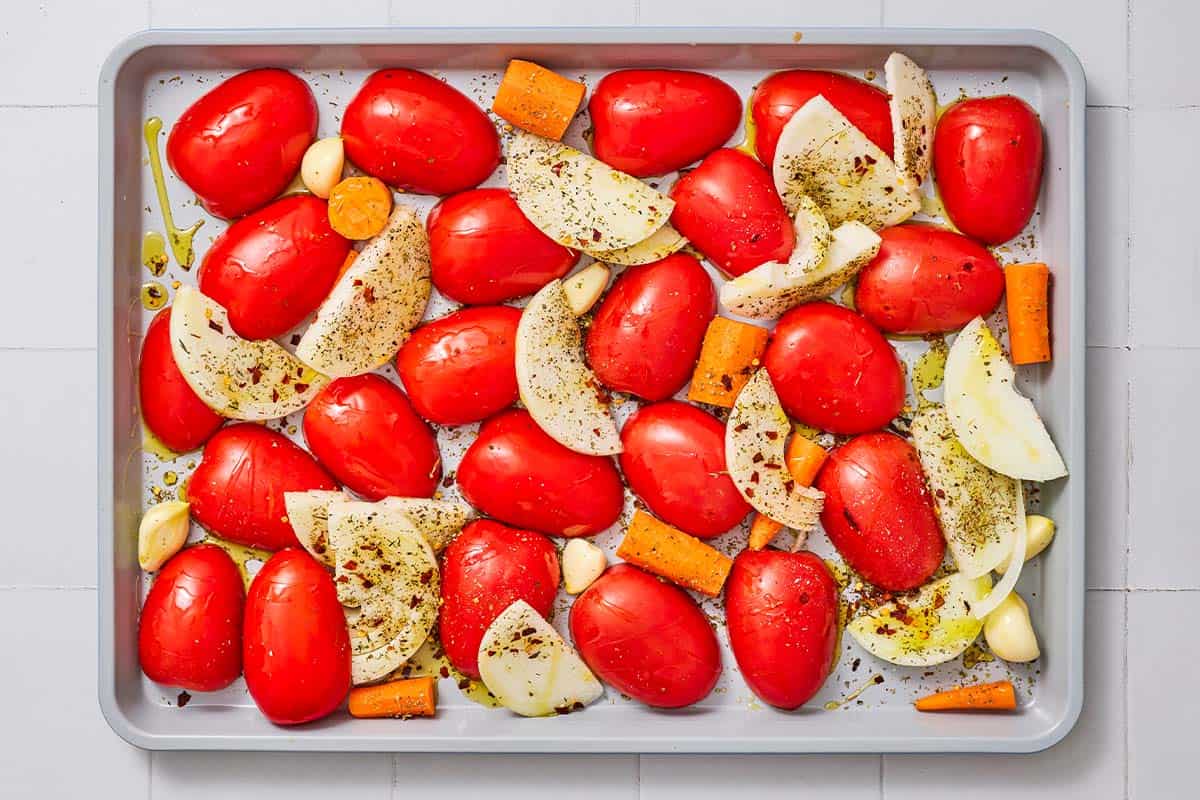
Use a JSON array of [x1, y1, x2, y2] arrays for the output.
[[749, 471, 760, 484], [764, 430, 779, 440], [592, 229, 602, 242], [271, 389, 280, 403], [408, 595, 421, 608], [177, 691, 191, 708], [752, 452, 764, 463], [248, 365, 263, 385], [419, 569, 434, 585], [294, 382, 310, 394], [720, 374, 733, 391], [439, 666, 450, 679], [362, 286, 376, 304], [551, 161, 566, 177], [343, 560, 358, 571], [734, 422, 750, 432], [207, 320, 223, 334]]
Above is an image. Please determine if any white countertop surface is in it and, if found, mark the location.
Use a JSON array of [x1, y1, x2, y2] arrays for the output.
[[0, 0, 1193, 797]]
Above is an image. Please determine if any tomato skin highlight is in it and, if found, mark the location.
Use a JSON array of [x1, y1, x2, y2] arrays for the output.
[[585, 254, 716, 401], [725, 549, 838, 710], [815, 432, 945, 591], [933, 95, 1044, 245], [855, 223, 1005, 335], [138, 544, 244, 692], [396, 305, 521, 426], [341, 69, 500, 196], [197, 195, 351, 340], [243, 549, 351, 726], [570, 564, 721, 708], [166, 69, 317, 219], [457, 409, 624, 538], [751, 69, 894, 167], [763, 303, 905, 435], [669, 148, 795, 277], [139, 307, 224, 453], [589, 69, 742, 177], [189, 424, 337, 551], [439, 520, 561, 679], [619, 401, 750, 539], [302, 374, 442, 501]]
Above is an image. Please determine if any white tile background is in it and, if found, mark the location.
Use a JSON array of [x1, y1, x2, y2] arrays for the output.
[[0, 0, 1194, 797]]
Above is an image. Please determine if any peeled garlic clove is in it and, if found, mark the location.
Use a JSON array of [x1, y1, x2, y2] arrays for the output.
[[562, 262, 611, 316], [995, 514, 1056, 573], [138, 500, 191, 571], [983, 591, 1040, 663], [562, 538, 606, 594], [301, 137, 345, 199]]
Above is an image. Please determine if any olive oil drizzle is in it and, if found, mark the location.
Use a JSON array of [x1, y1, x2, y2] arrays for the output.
[[142, 231, 169, 276], [144, 117, 204, 269], [912, 336, 949, 409], [824, 673, 884, 710]]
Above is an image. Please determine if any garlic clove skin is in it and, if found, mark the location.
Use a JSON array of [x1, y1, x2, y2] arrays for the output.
[[138, 500, 191, 571], [983, 591, 1040, 663], [562, 538, 606, 594], [301, 137, 345, 199]]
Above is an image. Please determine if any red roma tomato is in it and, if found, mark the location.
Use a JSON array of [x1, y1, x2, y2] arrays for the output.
[[751, 69, 893, 167], [396, 306, 521, 426], [763, 303, 905, 434], [139, 307, 223, 453], [427, 189, 579, 304], [197, 195, 350, 340], [619, 401, 750, 538], [302, 375, 441, 501], [138, 545, 244, 692], [190, 424, 336, 551], [725, 549, 838, 710], [570, 564, 721, 708], [439, 520, 561, 679], [457, 409, 623, 538], [856, 223, 1005, 335], [585, 254, 716, 400], [167, 69, 317, 219], [669, 148, 794, 277], [589, 69, 742, 177], [815, 432, 945, 591], [341, 69, 500, 196], [243, 549, 351, 725], [933, 95, 1044, 245]]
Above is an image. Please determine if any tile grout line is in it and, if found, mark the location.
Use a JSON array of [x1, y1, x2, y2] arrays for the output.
[[0, 346, 97, 352], [1123, 352, 1132, 589], [1125, 0, 1135, 349], [0, 103, 97, 109], [1089, 587, 1200, 593], [879, 754, 886, 800], [147, 750, 154, 800], [0, 585, 96, 591], [1122, 589, 1130, 800]]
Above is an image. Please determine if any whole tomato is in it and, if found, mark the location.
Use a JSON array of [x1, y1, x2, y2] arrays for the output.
[[457, 409, 623, 538], [167, 69, 317, 219], [570, 564, 721, 708], [763, 303, 905, 434], [189, 424, 336, 551], [751, 69, 893, 167], [341, 69, 500, 196], [669, 148, 794, 277], [619, 401, 750, 538], [585, 254, 716, 400], [725, 549, 838, 710], [243, 549, 351, 725], [589, 69, 742, 177], [427, 188, 579, 304], [855, 223, 1005, 335], [197, 195, 350, 340], [815, 432, 945, 591], [933, 95, 1044, 244], [138, 544, 244, 692], [139, 307, 223, 453], [302, 374, 441, 501], [439, 520, 561, 679]]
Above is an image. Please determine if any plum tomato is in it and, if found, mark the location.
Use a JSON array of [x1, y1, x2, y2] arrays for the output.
[[341, 69, 501, 196], [589, 69, 742, 177], [763, 303, 905, 434], [439, 520, 561, 679], [570, 564, 721, 708], [815, 432, 945, 591], [243, 549, 351, 725], [302, 374, 442, 501], [584, 253, 716, 401], [167, 69, 317, 219], [619, 401, 750, 538], [725, 549, 838, 710], [396, 305, 521, 426], [138, 544, 244, 692], [189, 424, 337, 551], [139, 307, 223, 453], [457, 409, 623, 538], [855, 223, 1005, 335]]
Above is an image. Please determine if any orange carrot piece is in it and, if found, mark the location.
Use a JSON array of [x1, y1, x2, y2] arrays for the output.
[[914, 680, 1017, 712], [784, 435, 828, 488], [1005, 262, 1051, 365], [687, 317, 770, 408], [492, 59, 586, 141], [336, 249, 358, 281], [617, 510, 733, 596], [747, 513, 784, 551], [348, 676, 437, 719], [328, 176, 393, 240]]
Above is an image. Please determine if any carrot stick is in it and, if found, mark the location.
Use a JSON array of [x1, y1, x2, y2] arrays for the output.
[[1005, 262, 1051, 365], [348, 676, 437, 719], [914, 680, 1017, 712], [785, 435, 828, 487], [328, 176, 393, 240], [748, 513, 784, 551], [687, 317, 770, 408], [492, 60, 586, 141], [617, 510, 733, 596]]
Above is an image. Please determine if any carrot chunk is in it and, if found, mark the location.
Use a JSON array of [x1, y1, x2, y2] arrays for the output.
[[687, 317, 770, 408], [914, 680, 1017, 712], [348, 676, 437, 719], [492, 59, 586, 140], [328, 176, 392, 240], [617, 510, 733, 596], [1004, 262, 1051, 365]]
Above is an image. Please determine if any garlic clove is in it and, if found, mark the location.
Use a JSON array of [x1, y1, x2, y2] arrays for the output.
[[562, 538, 606, 594], [301, 137, 345, 199], [138, 500, 191, 571], [983, 591, 1040, 663], [995, 514, 1056, 573], [562, 262, 611, 316]]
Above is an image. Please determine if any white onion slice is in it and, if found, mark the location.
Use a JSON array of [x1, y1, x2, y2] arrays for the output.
[[972, 483, 1028, 620]]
